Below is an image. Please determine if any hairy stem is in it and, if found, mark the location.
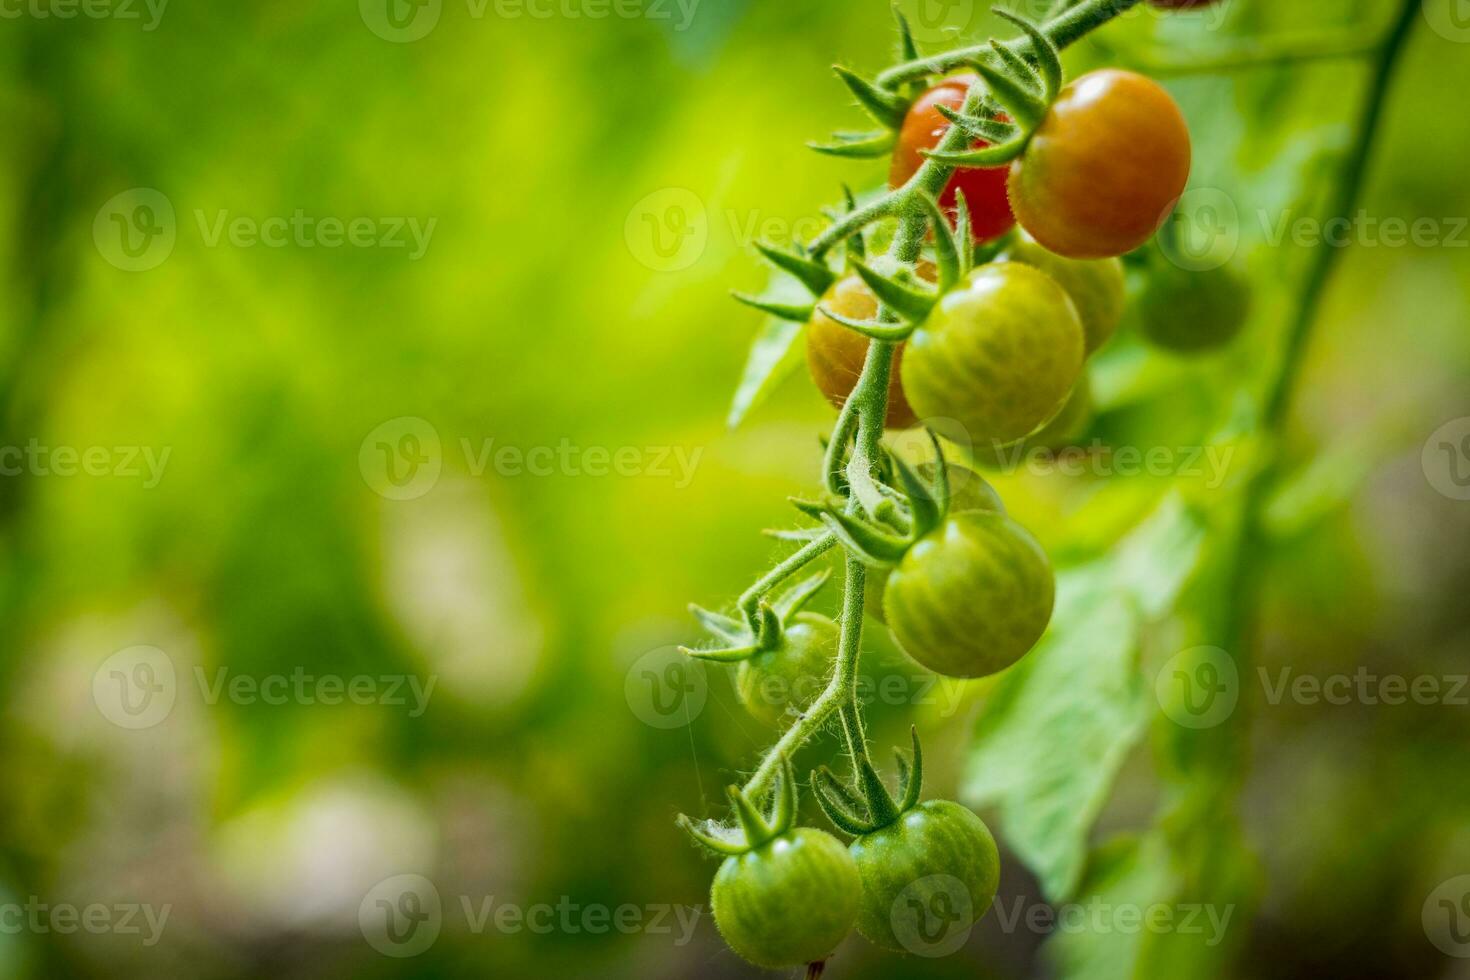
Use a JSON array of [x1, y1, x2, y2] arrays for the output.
[[737, 532, 837, 631]]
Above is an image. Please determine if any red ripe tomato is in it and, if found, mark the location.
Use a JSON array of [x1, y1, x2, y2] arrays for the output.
[[890, 74, 1016, 243], [1008, 70, 1192, 259]]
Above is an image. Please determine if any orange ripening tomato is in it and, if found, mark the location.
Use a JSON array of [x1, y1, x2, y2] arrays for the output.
[[1008, 69, 1191, 259]]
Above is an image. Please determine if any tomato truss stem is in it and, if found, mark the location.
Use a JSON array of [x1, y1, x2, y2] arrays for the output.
[[740, 0, 1147, 806]]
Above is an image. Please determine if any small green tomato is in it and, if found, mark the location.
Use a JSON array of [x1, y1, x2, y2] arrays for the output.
[[736, 612, 837, 726], [884, 511, 1055, 678], [902, 263, 1084, 447], [683, 759, 860, 969], [851, 800, 1000, 952], [866, 463, 1003, 625]]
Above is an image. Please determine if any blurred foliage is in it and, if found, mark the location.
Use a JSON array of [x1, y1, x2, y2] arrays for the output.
[[0, 1, 1465, 978]]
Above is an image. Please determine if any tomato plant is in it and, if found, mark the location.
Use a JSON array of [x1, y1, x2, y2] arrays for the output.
[[665, 0, 1420, 972]]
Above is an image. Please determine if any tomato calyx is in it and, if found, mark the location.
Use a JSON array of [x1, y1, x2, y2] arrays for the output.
[[794, 435, 953, 567], [682, 568, 832, 663], [813, 192, 970, 344], [679, 757, 799, 856], [813, 726, 926, 836], [920, 10, 1063, 170]]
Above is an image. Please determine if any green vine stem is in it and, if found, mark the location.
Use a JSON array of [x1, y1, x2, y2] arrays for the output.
[[739, 0, 1147, 802]]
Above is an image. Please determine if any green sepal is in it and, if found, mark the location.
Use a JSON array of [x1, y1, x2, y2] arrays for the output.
[[731, 291, 814, 323], [808, 130, 897, 159], [679, 641, 761, 664], [893, 7, 921, 69], [841, 185, 867, 261], [813, 766, 875, 836], [953, 188, 975, 274], [889, 451, 942, 541], [929, 430, 952, 516], [934, 102, 1017, 144], [814, 302, 913, 342], [993, 7, 1062, 101], [754, 240, 836, 297], [818, 508, 911, 566], [914, 191, 959, 293], [768, 756, 797, 837], [851, 259, 937, 323], [896, 725, 925, 813], [855, 755, 901, 829], [989, 36, 1043, 96], [980, 43, 1048, 127], [754, 602, 783, 650], [688, 603, 748, 644], [923, 136, 1028, 169], [832, 65, 908, 129], [677, 814, 750, 857], [770, 568, 832, 623], [727, 782, 775, 849]]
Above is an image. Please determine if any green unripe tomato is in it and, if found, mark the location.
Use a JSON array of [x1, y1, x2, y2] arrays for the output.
[[972, 374, 1092, 469], [711, 827, 861, 968], [849, 800, 1000, 953], [1136, 261, 1251, 353], [1003, 234, 1126, 355], [884, 511, 1055, 678], [902, 263, 1084, 446], [866, 464, 1003, 625], [736, 613, 838, 726]]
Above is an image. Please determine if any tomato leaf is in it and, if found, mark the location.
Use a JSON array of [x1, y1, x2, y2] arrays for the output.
[[726, 318, 805, 429], [962, 564, 1146, 901]]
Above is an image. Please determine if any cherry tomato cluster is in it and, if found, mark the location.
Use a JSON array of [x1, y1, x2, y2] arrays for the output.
[[682, 3, 1247, 971]]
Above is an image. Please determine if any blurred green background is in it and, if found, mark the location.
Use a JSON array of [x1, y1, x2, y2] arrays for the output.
[[0, 0, 1467, 977]]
